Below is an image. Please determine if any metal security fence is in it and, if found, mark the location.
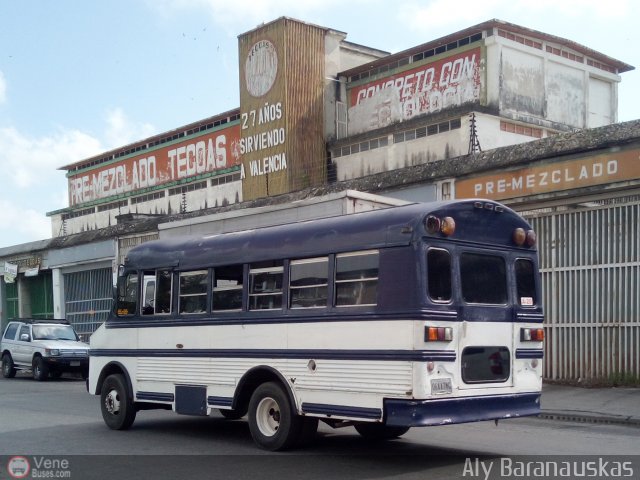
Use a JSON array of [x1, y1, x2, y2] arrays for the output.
[[64, 268, 113, 341], [525, 198, 640, 381]]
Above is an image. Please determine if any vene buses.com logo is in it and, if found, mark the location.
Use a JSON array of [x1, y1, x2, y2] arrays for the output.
[[7, 456, 30, 479]]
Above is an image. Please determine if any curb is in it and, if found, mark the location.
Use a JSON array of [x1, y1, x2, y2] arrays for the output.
[[538, 410, 640, 428]]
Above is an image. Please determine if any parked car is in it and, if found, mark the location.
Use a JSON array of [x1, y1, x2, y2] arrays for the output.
[[1, 319, 89, 381]]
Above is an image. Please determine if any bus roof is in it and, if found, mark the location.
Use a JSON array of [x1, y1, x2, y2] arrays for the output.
[[124, 199, 533, 270]]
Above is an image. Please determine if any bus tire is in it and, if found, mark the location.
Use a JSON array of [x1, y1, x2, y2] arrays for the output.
[[32, 357, 49, 381], [248, 382, 301, 451], [2, 354, 16, 378], [354, 422, 410, 440], [100, 373, 136, 430], [219, 409, 243, 420]]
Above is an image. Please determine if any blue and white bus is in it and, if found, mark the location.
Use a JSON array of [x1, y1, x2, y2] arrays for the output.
[[88, 199, 544, 450]]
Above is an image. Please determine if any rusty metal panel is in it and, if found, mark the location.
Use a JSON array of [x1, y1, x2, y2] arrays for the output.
[[239, 18, 326, 201]]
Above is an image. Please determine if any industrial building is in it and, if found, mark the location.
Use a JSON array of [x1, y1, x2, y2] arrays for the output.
[[1, 18, 637, 381]]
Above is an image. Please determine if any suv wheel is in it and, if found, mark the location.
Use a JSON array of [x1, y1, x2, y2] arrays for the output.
[[2, 354, 16, 378], [33, 357, 49, 381]]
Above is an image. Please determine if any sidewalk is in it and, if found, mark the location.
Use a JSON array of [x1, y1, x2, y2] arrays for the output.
[[539, 383, 640, 427]]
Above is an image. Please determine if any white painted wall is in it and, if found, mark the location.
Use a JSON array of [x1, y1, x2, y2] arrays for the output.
[[333, 112, 559, 181], [487, 36, 620, 129], [50, 181, 243, 237]]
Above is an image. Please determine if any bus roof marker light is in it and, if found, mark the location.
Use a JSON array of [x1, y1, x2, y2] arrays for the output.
[[440, 217, 455, 236], [425, 215, 441, 234], [513, 228, 526, 246], [526, 230, 537, 247]]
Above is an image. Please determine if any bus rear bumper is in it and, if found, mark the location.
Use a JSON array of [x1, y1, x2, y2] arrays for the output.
[[384, 392, 541, 427]]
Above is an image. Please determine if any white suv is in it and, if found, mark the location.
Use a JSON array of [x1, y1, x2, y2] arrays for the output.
[[1, 319, 89, 381]]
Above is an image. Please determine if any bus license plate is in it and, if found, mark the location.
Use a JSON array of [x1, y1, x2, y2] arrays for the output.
[[431, 378, 452, 395], [70, 361, 80, 367]]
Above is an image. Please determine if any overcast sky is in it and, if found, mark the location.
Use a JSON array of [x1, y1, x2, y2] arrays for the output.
[[0, 0, 637, 248]]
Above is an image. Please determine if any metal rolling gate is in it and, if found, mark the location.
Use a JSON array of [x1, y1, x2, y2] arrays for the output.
[[525, 198, 640, 381], [63, 268, 113, 341]]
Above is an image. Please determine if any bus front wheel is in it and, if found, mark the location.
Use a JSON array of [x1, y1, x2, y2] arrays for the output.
[[100, 374, 136, 430], [354, 422, 410, 440], [248, 382, 301, 451]]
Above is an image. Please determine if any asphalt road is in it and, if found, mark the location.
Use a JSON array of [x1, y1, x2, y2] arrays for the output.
[[1, 373, 639, 479]]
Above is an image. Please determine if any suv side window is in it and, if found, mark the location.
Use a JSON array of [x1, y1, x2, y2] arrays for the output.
[[3, 323, 18, 340], [18, 325, 31, 342]]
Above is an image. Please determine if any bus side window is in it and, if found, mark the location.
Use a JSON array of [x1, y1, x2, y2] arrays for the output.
[[213, 265, 243, 312], [249, 261, 283, 310], [290, 257, 329, 309], [179, 270, 208, 314], [515, 259, 537, 306], [155, 270, 173, 314], [141, 272, 156, 315], [117, 272, 138, 316], [427, 248, 452, 302], [335, 250, 379, 307], [141, 270, 173, 315]]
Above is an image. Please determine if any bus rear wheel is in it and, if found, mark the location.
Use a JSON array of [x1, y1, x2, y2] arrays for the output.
[[248, 382, 301, 451], [100, 374, 136, 430], [354, 422, 410, 440]]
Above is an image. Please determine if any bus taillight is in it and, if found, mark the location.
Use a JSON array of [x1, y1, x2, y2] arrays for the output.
[[521, 327, 545, 342], [425, 326, 453, 342]]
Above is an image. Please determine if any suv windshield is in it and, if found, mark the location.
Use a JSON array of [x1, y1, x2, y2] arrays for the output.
[[32, 325, 78, 341]]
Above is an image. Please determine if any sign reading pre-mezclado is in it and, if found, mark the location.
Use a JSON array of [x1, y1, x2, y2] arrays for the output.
[[347, 47, 482, 135], [239, 18, 327, 200], [456, 147, 640, 200], [67, 125, 241, 207]]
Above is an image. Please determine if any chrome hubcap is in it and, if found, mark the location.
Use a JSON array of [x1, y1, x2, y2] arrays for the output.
[[256, 397, 280, 437], [104, 389, 121, 415]]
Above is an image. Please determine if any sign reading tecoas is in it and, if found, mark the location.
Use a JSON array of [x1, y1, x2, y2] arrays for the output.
[[68, 126, 241, 206]]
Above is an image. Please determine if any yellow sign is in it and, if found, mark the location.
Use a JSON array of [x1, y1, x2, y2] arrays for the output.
[[456, 148, 640, 200]]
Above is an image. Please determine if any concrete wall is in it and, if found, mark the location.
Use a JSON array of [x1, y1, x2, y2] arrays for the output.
[[485, 35, 620, 130]]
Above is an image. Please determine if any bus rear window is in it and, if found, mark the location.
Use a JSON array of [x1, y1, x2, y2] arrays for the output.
[[460, 253, 507, 304], [427, 248, 451, 302], [515, 259, 537, 306]]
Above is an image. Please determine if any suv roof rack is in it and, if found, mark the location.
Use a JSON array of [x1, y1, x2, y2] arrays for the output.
[[16, 319, 70, 325]]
